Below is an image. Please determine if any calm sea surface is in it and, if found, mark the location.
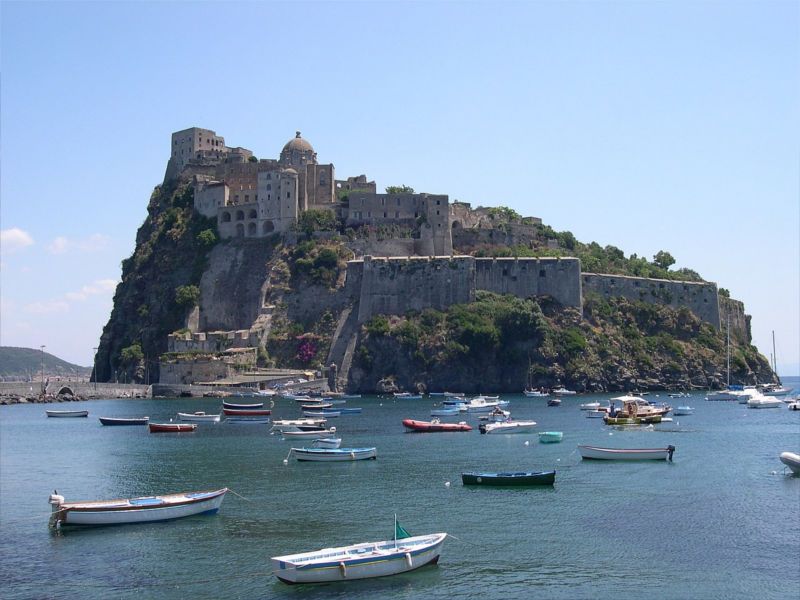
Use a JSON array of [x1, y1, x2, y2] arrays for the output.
[[2, 378, 798, 599]]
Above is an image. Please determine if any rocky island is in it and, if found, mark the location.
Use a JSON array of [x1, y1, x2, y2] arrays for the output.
[[94, 128, 775, 393]]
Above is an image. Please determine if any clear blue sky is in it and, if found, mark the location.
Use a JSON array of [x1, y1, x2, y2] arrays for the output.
[[1, 1, 798, 375]]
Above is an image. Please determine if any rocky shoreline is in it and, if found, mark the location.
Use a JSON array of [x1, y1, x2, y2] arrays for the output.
[[0, 391, 147, 406]]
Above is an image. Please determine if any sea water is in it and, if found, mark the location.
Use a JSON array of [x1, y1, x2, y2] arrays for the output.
[[1, 378, 798, 599]]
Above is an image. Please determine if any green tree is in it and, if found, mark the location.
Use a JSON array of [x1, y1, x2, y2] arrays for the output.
[[385, 185, 415, 194], [196, 228, 217, 248], [175, 284, 200, 307], [653, 250, 676, 270], [120, 343, 144, 365], [296, 209, 338, 234], [248, 155, 258, 163]]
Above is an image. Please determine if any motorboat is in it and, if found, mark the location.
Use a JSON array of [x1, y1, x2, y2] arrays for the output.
[[48, 488, 227, 528], [289, 447, 377, 462], [177, 411, 221, 423], [604, 414, 662, 425], [402, 419, 472, 432], [479, 420, 537, 434], [578, 445, 675, 461], [538, 431, 563, 443], [149, 423, 197, 433], [552, 387, 576, 396], [393, 392, 423, 400], [271, 528, 446, 584], [281, 427, 337, 440], [98, 416, 149, 426], [479, 408, 510, 422], [461, 470, 555, 486], [788, 401, 800, 411], [610, 396, 671, 418], [746, 393, 782, 408], [779, 452, 800, 475], [271, 418, 326, 432], [761, 384, 793, 397], [579, 402, 600, 410], [465, 397, 507, 413], [547, 398, 561, 407], [672, 406, 695, 416], [46, 410, 88, 418], [430, 407, 460, 417], [706, 389, 742, 401], [522, 389, 549, 397]]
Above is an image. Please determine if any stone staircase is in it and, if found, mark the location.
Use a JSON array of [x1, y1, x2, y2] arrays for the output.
[[326, 304, 361, 391]]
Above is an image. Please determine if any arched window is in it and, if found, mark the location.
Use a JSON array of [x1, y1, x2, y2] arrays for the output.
[[221, 212, 231, 223], [236, 223, 245, 237], [263, 220, 275, 233], [451, 221, 460, 229], [248, 209, 257, 219], [236, 210, 245, 221], [247, 222, 256, 236]]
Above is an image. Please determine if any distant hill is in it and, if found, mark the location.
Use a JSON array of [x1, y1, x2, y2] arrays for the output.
[[0, 347, 91, 381]]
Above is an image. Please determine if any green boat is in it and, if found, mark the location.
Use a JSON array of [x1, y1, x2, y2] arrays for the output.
[[461, 470, 556, 486]]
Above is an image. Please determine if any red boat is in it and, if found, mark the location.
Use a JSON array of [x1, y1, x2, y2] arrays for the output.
[[222, 408, 272, 416], [149, 423, 197, 433], [402, 418, 472, 432]]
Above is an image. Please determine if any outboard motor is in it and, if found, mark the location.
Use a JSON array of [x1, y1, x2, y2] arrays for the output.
[[48, 490, 65, 529], [667, 445, 676, 461], [479, 424, 487, 434]]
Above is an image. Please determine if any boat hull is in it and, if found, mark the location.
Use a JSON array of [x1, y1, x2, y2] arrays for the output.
[[480, 421, 537, 434], [461, 471, 555, 486], [222, 408, 271, 416], [779, 452, 800, 474], [578, 445, 675, 461], [281, 429, 337, 440], [222, 402, 264, 410], [672, 407, 694, 416], [291, 447, 377, 462], [46, 410, 88, 418], [177, 412, 220, 422], [98, 417, 149, 426], [148, 423, 197, 433], [402, 419, 472, 432], [538, 431, 563, 443], [272, 533, 446, 584], [50, 488, 227, 527]]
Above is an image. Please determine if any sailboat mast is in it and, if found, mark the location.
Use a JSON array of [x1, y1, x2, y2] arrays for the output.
[[726, 315, 730, 387], [772, 330, 780, 382]]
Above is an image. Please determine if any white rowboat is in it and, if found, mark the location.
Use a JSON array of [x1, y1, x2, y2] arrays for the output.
[[48, 488, 227, 528], [290, 447, 377, 462], [779, 452, 800, 475], [177, 412, 221, 422], [578, 445, 675, 461], [271, 532, 446, 584], [46, 410, 88, 418]]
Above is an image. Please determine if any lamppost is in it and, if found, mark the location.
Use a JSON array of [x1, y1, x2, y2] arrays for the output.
[[40, 345, 46, 395], [92, 347, 98, 392]]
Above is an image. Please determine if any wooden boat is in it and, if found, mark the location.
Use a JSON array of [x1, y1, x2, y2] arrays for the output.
[[431, 407, 460, 417], [222, 407, 271, 416], [461, 470, 556, 486], [282, 427, 337, 440], [271, 530, 446, 584], [578, 445, 675, 461], [224, 417, 271, 424], [222, 401, 264, 410], [46, 410, 89, 418], [325, 407, 362, 415], [538, 431, 563, 443], [304, 410, 339, 418], [98, 416, 149, 426], [603, 414, 662, 425], [672, 406, 695, 416], [300, 402, 333, 410], [611, 396, 671, 417], [177, 411, 220, 422], [311, 437, 342, 449], [48, 488, 227, 528], [290, 447, 377, 462], [148, 423, 197, 433], [479, 420, 537, 434], [779, 452, 800, 475], [402, 419, 472, 432]]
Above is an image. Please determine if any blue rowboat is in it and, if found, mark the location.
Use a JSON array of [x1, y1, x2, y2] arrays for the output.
[[461, 471, 556, 486], [324, 407, 362, 415], [538, 431, 563, 443]]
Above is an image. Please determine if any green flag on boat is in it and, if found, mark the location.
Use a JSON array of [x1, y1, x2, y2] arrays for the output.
[[395, 519, 411, 540]]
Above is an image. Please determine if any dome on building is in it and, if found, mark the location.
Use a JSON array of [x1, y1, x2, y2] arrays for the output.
[[282, 131, 314, 154]]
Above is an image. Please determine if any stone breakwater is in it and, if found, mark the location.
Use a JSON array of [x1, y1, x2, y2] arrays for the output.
[[0, 382, 151, 405]]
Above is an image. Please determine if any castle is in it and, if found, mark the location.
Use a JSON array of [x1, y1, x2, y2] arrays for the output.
[[158, 127, 752, 387], [166, 127, 451, 255]]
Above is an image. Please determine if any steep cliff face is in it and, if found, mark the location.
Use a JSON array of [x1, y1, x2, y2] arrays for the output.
[[95, 180, 218, 382], [348, 293, 776, 393]]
